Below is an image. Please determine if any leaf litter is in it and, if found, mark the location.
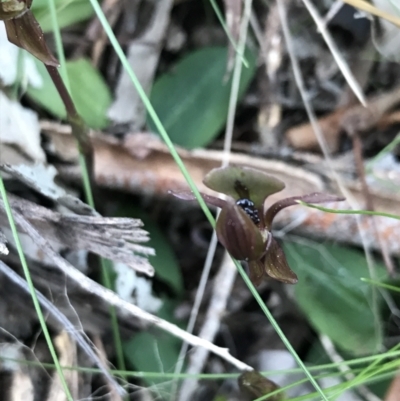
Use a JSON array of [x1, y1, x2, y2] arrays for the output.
[[0, 0, 400, 400]]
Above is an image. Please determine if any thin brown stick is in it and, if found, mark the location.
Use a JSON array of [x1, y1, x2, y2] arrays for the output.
[[5, 204, 252, 372], [0, 260, 125, 396], [178, 252, 241, 401], [351, 134, 395, 275]]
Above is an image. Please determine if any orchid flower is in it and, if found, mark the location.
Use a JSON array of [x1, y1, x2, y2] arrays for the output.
[[0, 0, 58, 66], [172, 165, 345, 286]]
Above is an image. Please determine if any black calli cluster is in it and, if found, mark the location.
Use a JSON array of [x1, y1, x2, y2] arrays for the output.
[[172, 166, 344, 285]]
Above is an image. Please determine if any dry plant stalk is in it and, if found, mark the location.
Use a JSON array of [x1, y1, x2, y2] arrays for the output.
[[286, 86, 400, 152], [0, 260, 125, 396], [178, 252, 238, 401], [0, 228, 8, 255], [2, 205, 252, 372], [42, 127, 400, 255], [0, 193, 154, 276]]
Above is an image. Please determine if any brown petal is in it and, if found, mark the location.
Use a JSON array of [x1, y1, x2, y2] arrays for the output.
[[263, 238, 298, 284], [203, 166, 285, 208], [216, 202, 265, 261], [238, 370, 283, 401], [247, 260, 265, 286], [264, 192, 345, 229], [5, 11, 59, 66], [169, 190, 226, 209]]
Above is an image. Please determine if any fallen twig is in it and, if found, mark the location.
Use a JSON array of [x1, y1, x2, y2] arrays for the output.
[[42, 126, 400, 255], [0, 260, 126, 397], [178, 252, 240, 401], [5, 205, 253, 372], [0, 193, 154, 276], [286, 86, 400, 152]]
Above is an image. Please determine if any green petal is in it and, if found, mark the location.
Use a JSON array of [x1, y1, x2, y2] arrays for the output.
[[203, 166, 285, 208]]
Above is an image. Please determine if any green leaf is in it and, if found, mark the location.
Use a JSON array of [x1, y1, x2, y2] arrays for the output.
[[124, 331, 179, 384], [26, 57, 111, 129], [116, 205, 184, 296], [145, 218, 184, 296], [124, 299, 182, 392], [148, 46, 256, 149], [283, 240, 386, 355], [32, 0, 94, 32]]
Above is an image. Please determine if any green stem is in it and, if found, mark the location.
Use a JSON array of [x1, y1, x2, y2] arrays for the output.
[[298, 201, 400, 221], [235, 261, 329, 401], [0, 180, 73, 401], [88, 0, 215, 228], [44, 9, 126, 377]]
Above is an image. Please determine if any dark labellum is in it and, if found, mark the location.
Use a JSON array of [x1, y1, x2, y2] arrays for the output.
[[236, 198, 260, 225], [171, 165, 345, 286]]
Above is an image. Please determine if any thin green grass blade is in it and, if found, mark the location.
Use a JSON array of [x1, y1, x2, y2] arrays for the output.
[[235, 261, 329, 401], [47, 0, 126, 378], [47, 0, 68, 86], [345, 341, 400, 392], [361, 278, 400, 292], [0, 349, 398, 385], [298, 201, 400, 220], [87, 0, 215, 227], [208, 0, 249, 67], [88, 1, 328, 398], [328, 357, 400, 400], [99, 257, 127, 374], [0, 179, 73, 401], [366, 132, 400, 171]]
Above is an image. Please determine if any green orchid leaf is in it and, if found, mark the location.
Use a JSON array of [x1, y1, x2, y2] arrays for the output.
[[115, 204, 184, 296], [32, 0, 94, 32], [27, 57, 111, 129], [124, 299, 181, 392], [148, 46, 256, 149], [284, 240, 386, 354]]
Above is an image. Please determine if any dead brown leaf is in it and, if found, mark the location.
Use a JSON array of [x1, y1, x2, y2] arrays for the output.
[[41, 125, 400, 256]]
